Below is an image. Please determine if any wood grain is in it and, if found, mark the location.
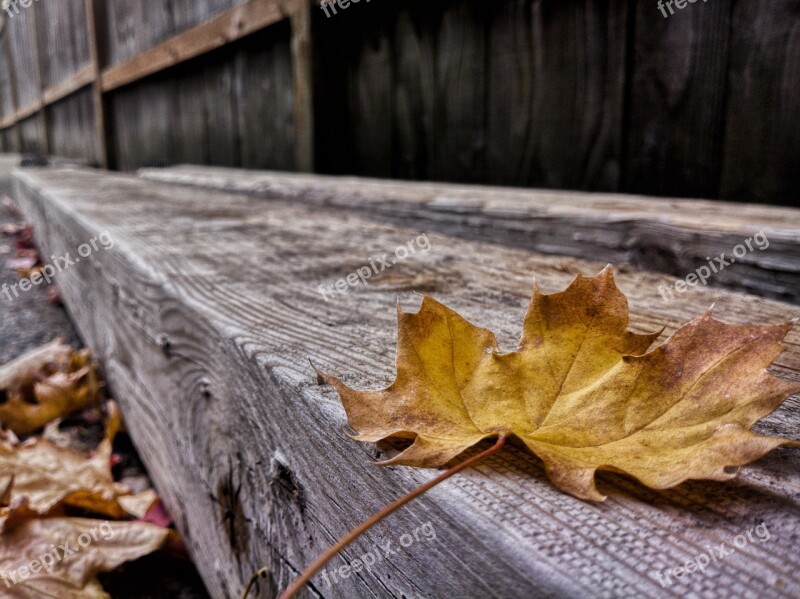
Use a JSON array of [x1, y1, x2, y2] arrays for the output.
[[625, 0, 731, 199], [720, 0, 800, 203], [138, 166, 800, 304], [12, 166, 800, 598], [487, 0, 628, 190]]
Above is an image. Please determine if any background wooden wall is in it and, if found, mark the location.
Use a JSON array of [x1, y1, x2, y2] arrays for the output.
[[0, 0, 798, 205]]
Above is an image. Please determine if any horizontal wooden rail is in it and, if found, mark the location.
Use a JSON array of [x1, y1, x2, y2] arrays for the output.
[[0, 63, 92, 128], [42, 63, 95, 105], [100, 0, 295, 92]]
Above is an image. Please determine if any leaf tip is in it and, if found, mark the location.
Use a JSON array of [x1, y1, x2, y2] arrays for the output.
[[308, 359, 327, 385]]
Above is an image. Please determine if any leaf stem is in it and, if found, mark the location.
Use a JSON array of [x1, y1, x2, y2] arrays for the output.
[[241, 567, 269, 599], [266, 435, 507, 599]]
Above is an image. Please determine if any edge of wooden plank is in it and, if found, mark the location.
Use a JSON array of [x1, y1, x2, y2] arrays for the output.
[[136, 165, 800, 303]]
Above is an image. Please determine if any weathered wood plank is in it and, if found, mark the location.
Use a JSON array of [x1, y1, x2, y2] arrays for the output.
[[234, 23, 296, 171], [38, 0, 91, 88], [625, 0, 731, 199], [431, 0, 486, 183], [138, 166, 800, 304], [108, 75, 178, 169], [392, 4, 435, 181], [27, 0, 50, 154], [720, 0, 800, 203], [45, 88, 98, 163], [12, 166, 800, 599], [487, 0, 628, 190]]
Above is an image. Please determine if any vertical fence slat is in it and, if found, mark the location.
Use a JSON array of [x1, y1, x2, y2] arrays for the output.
[[84, 0, 110, 167], [290, 0, 314, 172], [624, 0, 731, 199], [27, 0, 50, 154], [2, 30, 23, 150], [720, 0, 800, 203]]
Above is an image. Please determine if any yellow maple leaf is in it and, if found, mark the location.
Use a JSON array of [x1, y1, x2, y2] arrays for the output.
[[0, 403, 155, 525], [0, 340, 99, 435], [0, 517, 169, 598], [324, 267, 800, 501]]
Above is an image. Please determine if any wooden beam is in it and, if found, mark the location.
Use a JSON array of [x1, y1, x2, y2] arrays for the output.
[[138, 166, 800, 304], [290, 0, 314, 172], [84, 0, 111, 168], [11, 167, 800, 599], [100, 0, 294, 93]]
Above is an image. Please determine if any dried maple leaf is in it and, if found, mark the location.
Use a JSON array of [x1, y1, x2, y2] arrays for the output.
[[0, 404, 156, 525], [0, 340, 99, 435], [324, 267, 800, 501], [0, 516, 169, 598]]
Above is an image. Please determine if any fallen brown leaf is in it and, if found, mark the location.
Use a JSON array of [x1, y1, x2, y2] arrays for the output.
[[324, 267, 800, 501], [0, 404, 156, 525], [0, 517, 169, 598], [0, 340, 99, 435]]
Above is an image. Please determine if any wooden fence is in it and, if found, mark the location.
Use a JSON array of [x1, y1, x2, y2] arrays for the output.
[[0, 0, 798, 204]]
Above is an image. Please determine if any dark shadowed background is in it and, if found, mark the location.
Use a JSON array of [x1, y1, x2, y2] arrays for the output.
[[0, 0, 797, 204]]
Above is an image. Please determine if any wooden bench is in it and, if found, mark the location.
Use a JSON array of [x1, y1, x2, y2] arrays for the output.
[[12, 166, 800, 598]]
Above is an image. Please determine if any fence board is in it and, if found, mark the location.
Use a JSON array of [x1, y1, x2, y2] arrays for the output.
[[103, 0, 176, 66], [7, 7, 40, 109], [235, 23, 295, 170], [39, 0, 90, 87], [720, 0, 800, 203], [625, 0, 731, 199], [46, 87, 98, 163], [18, 115, 45, 153]]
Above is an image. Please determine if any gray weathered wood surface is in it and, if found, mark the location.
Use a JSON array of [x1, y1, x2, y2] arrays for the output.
[[10, 166, 800, 599], [138, 166, 800, 305]]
